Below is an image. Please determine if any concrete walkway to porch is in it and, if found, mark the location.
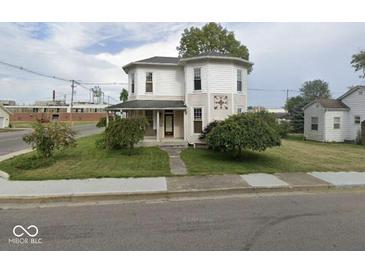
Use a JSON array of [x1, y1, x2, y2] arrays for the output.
[[160, 147, 188, 175]]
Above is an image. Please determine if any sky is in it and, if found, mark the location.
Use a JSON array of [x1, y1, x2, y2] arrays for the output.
[[0, 22, 364, 107]]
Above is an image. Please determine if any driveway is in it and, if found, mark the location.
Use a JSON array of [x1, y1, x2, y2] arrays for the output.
[[0, 124, 103, 156]]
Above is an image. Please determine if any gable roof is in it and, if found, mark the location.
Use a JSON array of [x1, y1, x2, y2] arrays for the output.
[[304, 98, 350, 110], [337, 85, 365, 100], [106, 100, 186, 110]]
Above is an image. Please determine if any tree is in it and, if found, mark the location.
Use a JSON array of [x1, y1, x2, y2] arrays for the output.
[[351, 50, 365, 78], [104, 117, 148, 155], [206, 112, 281, 157], [300, 80, 331, 102], [23, 122, 76, 158], [285, 95, 306, 115], [120, 88, 128, 102], [285, 80, 331, 133], [177, 22, 250, 61]]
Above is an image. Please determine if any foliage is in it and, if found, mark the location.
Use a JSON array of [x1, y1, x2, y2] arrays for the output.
[[177, 22, 250, 70], [199, 120, 221, 141], [96, 117, 108, 128], [285, 95, 306, 115], [285, 80, 331, 133], [351, 50, 365, 78], [120, 88, 129, 102], [206, 112, 281, 157], [23, 122, 76, 158], [96, 115, 121, 128], [277, 121, 291, 138], [103, 117, 148, 155], [300, 80, 331, 102]]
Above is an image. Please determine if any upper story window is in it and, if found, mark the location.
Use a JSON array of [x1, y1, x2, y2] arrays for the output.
[[146, 72, 153, 93], [194, 68, 201, 91], [237, 107, 243, 114], [311, 117, 318, 131], [131, 73, 135, 94], [237, 69, 243, 92], [333, 117, 341, 129]]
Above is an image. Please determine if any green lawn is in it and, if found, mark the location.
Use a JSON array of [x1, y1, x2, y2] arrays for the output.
[[0, 135, 171, 180], [181, 138, 365, 175]]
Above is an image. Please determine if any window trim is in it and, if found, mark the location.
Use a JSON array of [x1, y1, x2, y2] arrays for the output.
[[333, 117, 341, 129], [311, 116, 319, 131], [355, 115, 361, 124], [237, 69, 243, 93], [145, 72, 153, 93], [192, 107, 203, 134], [131, 73, 135, 94], [193, 67, 202, 91]]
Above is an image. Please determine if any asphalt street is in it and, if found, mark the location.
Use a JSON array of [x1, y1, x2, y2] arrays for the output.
[[0, 124, 102, 156], [1, 191, 365, 250]]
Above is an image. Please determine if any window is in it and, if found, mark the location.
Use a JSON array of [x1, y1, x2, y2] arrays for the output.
[[355, 116, 361, 124], [146, 72, 153, 93], [193, 108, 202, 133], [237, 107, 243, 114], [131, 73, 135, 94], [194, 68, 201, 91], [311, 117, 318, 131], [237, 69, 242, 92], [333, 117, 341, 129]]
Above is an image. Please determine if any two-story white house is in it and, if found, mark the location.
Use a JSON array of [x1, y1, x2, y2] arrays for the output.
[[107, 52, 253, 144], [303, 85, 365, 143]]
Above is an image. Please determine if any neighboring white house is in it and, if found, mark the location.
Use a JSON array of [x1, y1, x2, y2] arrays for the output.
[[304, 85, 365, 142], [107, 52, 253, 144], [0, 104, 11, 128]]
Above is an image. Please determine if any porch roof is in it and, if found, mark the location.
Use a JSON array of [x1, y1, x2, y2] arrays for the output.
[[106, 100, 186, 110]]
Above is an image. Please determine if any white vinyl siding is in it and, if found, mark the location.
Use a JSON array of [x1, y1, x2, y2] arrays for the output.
[[341, 88, 365, 140]]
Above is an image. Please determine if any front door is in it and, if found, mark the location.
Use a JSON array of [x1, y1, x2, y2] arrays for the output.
[[361, 121, 365, 145], [164, 113, 174, 137]]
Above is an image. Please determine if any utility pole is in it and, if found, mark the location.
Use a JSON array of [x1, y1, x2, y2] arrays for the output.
[[286, 89, 289, 105], [70, 80, 75, 126]]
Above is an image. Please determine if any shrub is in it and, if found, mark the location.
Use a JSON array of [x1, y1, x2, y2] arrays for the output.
[[96, 117, 107, 128], [103, 117, 148, 155], [96, 115, 121, 128], [277, 120, 291, 138], [23, 122, 77, 158], [199, 120, 221, 141], [206, 112, 281, 157]]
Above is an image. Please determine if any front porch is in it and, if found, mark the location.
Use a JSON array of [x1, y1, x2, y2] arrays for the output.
[[106, 99, 187, 144], [127, 109, 186, 143]]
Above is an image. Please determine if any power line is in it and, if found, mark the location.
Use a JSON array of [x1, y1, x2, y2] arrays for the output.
[[79, 82, 127, 86], [0, 60, 71, 83]]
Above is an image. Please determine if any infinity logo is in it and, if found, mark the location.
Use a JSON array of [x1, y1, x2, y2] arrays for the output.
[[13, 225, 39, 238]]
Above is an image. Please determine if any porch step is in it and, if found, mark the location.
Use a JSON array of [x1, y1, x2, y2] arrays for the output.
[[159, 142, 188, 148]]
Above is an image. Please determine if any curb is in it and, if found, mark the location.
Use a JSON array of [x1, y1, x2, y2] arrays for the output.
[[0, 184, 360, 205], [0, 148, 33, 162]]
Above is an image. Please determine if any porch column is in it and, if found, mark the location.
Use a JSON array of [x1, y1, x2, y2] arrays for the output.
[[156, 110, 160, 142]]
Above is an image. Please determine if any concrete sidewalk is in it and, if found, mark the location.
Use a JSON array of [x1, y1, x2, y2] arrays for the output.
[[0, 171, 365, 203]]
